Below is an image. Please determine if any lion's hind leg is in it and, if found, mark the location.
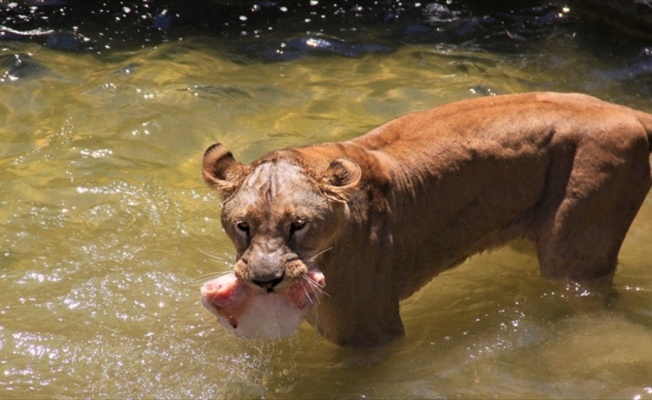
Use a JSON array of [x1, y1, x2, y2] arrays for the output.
[[535, 127, 651, 283]]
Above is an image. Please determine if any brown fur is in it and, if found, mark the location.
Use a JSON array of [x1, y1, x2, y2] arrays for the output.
[[202, 92, 652, 347]]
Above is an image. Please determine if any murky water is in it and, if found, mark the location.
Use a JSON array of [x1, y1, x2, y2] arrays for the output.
[[1, 23, 652, 400]]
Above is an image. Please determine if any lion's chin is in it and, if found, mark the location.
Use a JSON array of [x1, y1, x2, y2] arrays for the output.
[[201, 270, 325, 339]]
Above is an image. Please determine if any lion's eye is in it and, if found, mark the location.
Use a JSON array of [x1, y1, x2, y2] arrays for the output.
[[235, 221, 250, 234], [290, 219, 306, 235]]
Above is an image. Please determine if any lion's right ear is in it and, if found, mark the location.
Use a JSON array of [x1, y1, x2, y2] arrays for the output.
[[202, 143, 248, 196]]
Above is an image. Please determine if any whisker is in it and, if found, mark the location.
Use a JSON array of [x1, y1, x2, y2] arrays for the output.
[[197, 248, 227, 262], [300, 284, 315, 305], [311, 257, 326, 271], [308, 247, 333, 262], [302, 274, 329, 298], [194, 249, 235, 283], [191, 270, 234, 283], [303, 280, 322, 305], [303, 275, 325, 291]]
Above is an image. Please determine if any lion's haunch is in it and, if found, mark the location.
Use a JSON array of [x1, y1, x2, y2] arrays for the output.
[[201, 270, 325, 339]]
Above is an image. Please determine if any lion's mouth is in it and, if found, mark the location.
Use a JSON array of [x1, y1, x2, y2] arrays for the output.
[[200, 269, 325, 339]]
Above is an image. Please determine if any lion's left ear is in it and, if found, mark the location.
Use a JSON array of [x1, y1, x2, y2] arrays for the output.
[[319, 158, 361, 200]]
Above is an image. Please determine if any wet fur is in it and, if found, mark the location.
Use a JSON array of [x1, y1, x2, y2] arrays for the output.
[[202, 92, 652, 347]]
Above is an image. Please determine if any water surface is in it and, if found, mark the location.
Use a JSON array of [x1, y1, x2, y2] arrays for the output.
[[1, 22, 652, 399]]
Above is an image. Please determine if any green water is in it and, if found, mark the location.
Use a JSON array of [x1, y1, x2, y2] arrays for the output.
[[1, 34, 651, 398]]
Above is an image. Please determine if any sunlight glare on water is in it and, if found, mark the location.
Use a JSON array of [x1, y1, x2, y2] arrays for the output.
[[1, 29, 651, 399]]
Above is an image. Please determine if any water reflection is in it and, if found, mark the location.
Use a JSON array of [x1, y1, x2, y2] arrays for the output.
[[0, 1, 583, 58]]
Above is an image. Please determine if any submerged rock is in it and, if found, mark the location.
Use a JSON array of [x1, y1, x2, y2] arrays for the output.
[[572, 0, 652, 39], [0, 53, 49, 83]]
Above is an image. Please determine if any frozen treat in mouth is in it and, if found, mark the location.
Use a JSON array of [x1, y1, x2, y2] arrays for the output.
[[200, 270, 325, 339]]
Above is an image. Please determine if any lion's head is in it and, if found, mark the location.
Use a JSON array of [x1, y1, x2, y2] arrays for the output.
[[201, 143, 361, 294]]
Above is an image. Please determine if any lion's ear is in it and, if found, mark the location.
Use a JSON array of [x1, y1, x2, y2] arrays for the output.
[[319, 158, 361, 200], [202, 143, 248, 196]]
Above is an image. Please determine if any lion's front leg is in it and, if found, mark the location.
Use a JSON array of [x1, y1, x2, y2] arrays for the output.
[[309, 286, 405, 347]]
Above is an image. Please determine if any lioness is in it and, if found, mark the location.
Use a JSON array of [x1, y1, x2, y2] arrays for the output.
[[201, 92, 652, 347]]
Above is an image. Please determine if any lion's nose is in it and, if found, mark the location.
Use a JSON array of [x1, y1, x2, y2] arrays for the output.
[[252, 271, 285, 293], [245, 240, 286, 292]]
